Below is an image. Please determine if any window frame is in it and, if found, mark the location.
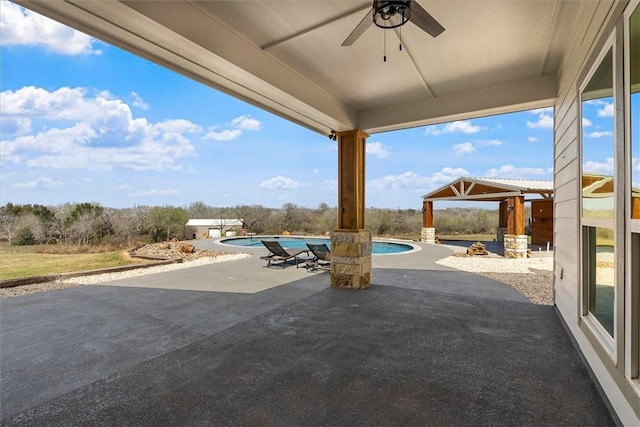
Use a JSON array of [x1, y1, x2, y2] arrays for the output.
[[579, 32, 618, 359], [623, 0, 640, 384]]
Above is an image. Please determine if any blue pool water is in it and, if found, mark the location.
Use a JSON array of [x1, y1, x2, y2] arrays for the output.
[[220, 236, 414, 254]]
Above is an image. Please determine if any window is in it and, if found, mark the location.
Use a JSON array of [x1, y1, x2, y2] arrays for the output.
[[630, 5, 640, 224], [581, 41, 616, 343], [625, 2, 640, 381]]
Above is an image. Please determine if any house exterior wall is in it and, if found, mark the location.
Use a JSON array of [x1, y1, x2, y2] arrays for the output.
[[554, 1, 639, 424]]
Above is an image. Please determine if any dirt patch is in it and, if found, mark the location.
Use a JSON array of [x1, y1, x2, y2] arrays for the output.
[[131, 241, 233, 261]]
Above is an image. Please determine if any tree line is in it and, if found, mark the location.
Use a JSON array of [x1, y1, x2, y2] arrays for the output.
[[0, 201, 523, 246]]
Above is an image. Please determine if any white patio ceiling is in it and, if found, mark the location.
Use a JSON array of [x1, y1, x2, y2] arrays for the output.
[[14, 0, 579, 135]]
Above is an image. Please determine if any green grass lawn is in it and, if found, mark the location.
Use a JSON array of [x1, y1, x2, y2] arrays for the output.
[[0, 244, 146, 280]]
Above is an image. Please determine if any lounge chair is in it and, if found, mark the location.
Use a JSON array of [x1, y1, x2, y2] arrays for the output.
[[306, 243, 331, 271], [260, 240, 309, 268]]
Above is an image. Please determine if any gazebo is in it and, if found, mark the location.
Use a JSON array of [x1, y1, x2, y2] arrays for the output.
[[421, 177, 553, 257]]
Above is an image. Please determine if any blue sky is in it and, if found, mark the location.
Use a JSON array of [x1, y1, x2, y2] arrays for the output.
[[0, 1, 566, 210]]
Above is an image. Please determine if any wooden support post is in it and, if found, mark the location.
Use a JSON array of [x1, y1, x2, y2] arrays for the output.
[[499, 200, 508, 228], [422, 201, 433, 228], [336, 130, 367, 230], [507, 196, 525, 235], [332, 130, 371, 289], [632, 195, 640, 220], [504, 195, 527, 258]]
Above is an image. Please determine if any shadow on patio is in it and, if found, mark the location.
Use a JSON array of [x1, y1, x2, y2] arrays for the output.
[[0, 246, 612, 425]]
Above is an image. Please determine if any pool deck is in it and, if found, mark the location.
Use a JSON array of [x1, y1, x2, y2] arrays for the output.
[[0, 240, 614, 425]]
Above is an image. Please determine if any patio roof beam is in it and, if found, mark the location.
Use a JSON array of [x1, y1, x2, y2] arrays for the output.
[[359, 76, 557, 133]]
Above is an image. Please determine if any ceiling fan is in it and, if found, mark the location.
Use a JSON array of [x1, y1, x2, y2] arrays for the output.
[[342, 1, 445, 47]]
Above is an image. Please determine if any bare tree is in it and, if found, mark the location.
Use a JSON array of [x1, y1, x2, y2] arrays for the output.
[[0, 206, 19, 243], [233, 205, 273, 233]]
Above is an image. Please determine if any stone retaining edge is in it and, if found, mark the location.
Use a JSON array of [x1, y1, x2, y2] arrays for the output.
[[0, 257, 181, 289]]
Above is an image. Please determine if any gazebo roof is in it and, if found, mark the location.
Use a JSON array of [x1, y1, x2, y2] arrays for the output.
[[422, 177, 553, 202]]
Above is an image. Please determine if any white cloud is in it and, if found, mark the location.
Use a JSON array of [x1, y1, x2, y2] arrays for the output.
[[204, 115, 261, 141], [117, 183, 132, 190], [526, 108, 554, 129], [583, 158, 614, 174], [1, 86, 198, 170], [528, 136, 538, 142], [13, 176, 62, 189], [582, 118, 592, 127], [530, 107, 553, 114], [368, 167, 469, 191], [597, 103, 614, 117], [0, 117, 31, 135], [131, 188, 180, 197], [130, 92, 148, 110], [230, 115, 261, 131], [587, 131, 613, 138], [369, 171, 427, 189], [366, 141, 390, 158], [453, 142, 475, 156], [483, 164, 550, 179], [204, 129, 242, 141], [430, 167, 470, 185], [486, 139, 502, 146], [424, 120, 481, 135], [0, 1, 101, 55], [259, 176, 299, 190]]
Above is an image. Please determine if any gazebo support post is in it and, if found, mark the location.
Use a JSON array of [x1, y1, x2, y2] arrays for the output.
[[420, 200, 435, 243], [504, 195, 527, 258], [497, 200, 508, 242], [330, 130, 372, 289]]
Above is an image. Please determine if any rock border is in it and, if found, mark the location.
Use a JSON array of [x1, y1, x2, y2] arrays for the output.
[[0, 258, 179, 289]]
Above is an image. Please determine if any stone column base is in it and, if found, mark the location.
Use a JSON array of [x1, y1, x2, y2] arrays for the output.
[[504, 234, 528, 258], [420, 227, 436, 243], [330, 230, 372, 289], [496, 227, 508, 242]]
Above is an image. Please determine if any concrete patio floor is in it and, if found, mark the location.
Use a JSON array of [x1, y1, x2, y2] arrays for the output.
[[0, 241, 613, 425]]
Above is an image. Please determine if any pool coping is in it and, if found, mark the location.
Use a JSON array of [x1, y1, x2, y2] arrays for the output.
[[213, 235, 422, 256]]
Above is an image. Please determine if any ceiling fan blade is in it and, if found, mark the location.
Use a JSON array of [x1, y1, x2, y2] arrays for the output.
[[410, 1, 445, 38], [341, 9, 374, 46]]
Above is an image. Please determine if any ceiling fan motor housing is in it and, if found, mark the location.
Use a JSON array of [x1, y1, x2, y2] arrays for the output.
[[373, 1, 412, 29]]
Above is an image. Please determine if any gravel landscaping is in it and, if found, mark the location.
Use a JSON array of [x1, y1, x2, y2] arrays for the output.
[[436, 254, 554, 305]]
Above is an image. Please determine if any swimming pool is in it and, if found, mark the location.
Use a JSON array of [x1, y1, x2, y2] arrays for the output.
[[219, 236, 415, 255]]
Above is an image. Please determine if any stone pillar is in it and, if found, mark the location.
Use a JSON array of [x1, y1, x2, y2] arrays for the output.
[[332, 130, 371, 289], [421, 227, 436, 243], [330, 230, 372, 289], [496, 226, 508, 242], [504, 234, 528, 258]]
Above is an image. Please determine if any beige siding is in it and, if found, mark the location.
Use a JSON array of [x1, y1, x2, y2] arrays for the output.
[[553, 1, 640, 424], [554, 0, 616, 320]]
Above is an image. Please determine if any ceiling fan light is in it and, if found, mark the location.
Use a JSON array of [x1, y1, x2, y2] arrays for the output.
[[373, 1, 411, 29]]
